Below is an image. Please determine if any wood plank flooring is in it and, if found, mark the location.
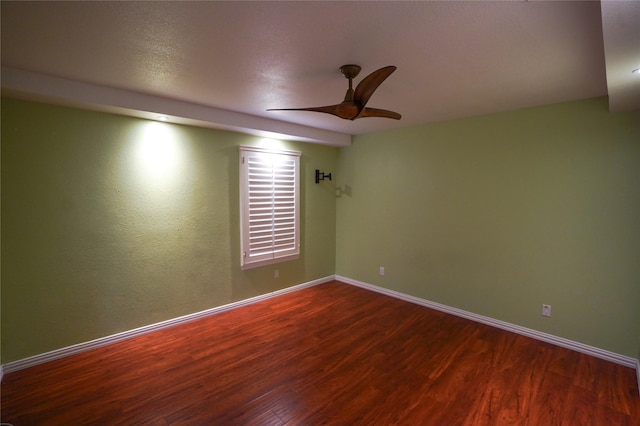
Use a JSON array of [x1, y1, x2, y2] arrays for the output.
[[2, 281, 638, 425]]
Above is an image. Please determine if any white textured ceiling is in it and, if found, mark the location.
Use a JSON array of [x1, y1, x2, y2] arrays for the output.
[[1, 1, 638, 144]]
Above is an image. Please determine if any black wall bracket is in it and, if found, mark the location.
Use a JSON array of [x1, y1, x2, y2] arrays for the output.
[[315, 169, 332, 184]]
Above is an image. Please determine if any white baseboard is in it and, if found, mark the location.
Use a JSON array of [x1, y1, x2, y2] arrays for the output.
[[3, 274, 639, 398], [336, 275, 638, 369], [637, 358, 640, 396], [1, 275, 334, 376]]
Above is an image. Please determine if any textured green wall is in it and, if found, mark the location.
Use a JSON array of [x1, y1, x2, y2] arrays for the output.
[[1, 98, 337, 363], [336, 98, 640, 358], [2, 96, 639, 365]]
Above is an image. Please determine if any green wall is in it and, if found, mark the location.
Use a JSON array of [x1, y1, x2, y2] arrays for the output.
[[1, 98, 337, 363], [336, 97, 640, 358], [2, 96, 639, 366]]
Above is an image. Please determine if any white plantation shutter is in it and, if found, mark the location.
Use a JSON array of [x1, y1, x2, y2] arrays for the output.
[[240, 146, 301, 269]]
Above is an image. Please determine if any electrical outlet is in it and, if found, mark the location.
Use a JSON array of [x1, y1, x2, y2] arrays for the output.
[[542, 304, 551, 317], [379, 266, 385, 276], [274, 269, 279, 279]]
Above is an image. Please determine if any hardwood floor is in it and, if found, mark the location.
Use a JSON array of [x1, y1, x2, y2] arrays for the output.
[[2, 281, 638, 425]]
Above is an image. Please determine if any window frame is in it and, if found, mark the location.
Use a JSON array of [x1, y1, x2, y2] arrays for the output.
[[239, 145, 301, 270]]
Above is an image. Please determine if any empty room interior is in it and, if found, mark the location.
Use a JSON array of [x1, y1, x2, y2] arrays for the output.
[[1, 1, 639, 424]]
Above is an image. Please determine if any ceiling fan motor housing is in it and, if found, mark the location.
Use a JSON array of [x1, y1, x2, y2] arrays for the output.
[[340, 64, 361, 79]]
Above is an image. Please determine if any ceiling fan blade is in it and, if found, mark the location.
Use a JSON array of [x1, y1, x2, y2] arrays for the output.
[[357, 107, 402, 120], [268, 65, 400, 121], [353, 66, 397, 109], [268, 102, 359, 120]]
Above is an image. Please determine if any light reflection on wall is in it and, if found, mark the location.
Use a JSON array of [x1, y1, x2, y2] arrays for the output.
[[118, 119, 194, 222], [133, 121, 184, 186], [109, 119, 198, 295], [255, 137, 291, 152]]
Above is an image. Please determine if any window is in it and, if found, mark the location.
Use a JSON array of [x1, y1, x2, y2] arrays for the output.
[[239, 146, 301, 269]]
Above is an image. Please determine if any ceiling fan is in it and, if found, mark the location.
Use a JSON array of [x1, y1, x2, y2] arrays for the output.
[[268, 64, 401, 121]]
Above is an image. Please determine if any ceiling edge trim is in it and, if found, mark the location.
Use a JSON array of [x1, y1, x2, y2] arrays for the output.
[[1, 67, 352, 147]]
